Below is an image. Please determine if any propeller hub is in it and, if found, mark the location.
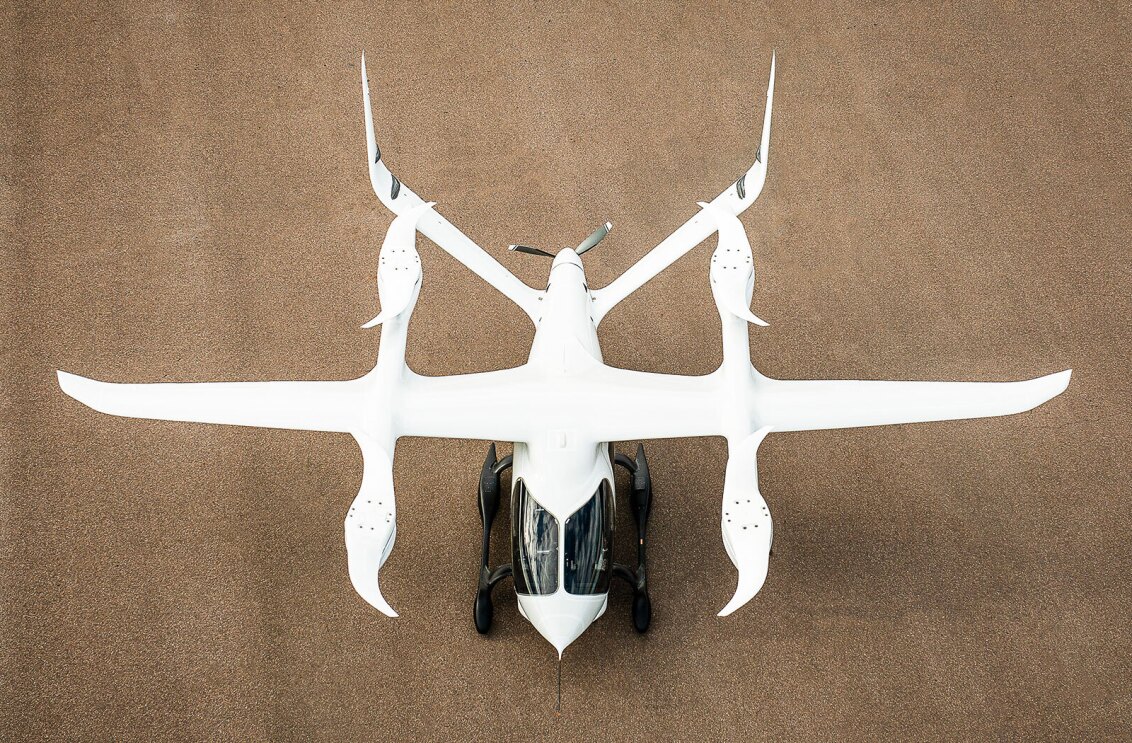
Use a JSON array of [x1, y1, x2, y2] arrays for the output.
[[551, 248, 584, 270]]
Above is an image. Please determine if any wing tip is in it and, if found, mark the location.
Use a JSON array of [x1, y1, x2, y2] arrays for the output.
[[1032, 368, 1072, 407], [57, 369, 88, 401], [1045, 368, 1072, 402], [57, 369, 119, 416]]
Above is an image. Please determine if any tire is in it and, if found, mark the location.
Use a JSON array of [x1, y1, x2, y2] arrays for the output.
[[632, 591, 651, 633], [474, 588, 494, 634]]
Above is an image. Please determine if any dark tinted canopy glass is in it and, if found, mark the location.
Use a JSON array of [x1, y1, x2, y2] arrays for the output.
[[564, 480, 613, 595], [511, 481, 559, 595]]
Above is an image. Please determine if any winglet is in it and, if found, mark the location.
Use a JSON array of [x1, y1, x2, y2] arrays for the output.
[[719, 52, 775, 211], [761, 52, 775, 169], [361, 52, 406, 210], [57, 369, 81, 400]]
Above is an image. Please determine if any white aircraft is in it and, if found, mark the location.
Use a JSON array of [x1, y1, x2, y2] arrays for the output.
[[57, 55, 1070, 657]]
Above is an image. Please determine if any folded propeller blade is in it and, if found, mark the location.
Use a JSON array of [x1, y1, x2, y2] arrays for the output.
[[575, 221, 612, 255], [508, 244, 555, 258]]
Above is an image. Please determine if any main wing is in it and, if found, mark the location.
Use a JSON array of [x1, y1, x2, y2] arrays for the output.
[[57, 362, 543, 621], [564, 368, 1072, 443], [754, 369, 1072, 432], [57, 369, 410, 615], [573, 365, 1071, 618], [58, 188, 546, 618], [57, 371, 366, 432]]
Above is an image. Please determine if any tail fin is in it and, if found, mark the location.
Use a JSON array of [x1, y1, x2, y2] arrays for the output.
[[592, 54, 776, 323]]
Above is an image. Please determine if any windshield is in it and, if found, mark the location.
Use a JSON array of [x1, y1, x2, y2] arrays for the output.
[[511, 480, 559, 595], [564, 480, 613, 595]]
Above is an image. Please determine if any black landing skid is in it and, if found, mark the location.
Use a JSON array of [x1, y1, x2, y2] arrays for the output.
[[613, 444, 653, 633], [474, 443, 513, 634]]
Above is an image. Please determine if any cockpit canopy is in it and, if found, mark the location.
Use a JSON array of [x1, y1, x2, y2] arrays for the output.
[[512, 479, 613, 596]]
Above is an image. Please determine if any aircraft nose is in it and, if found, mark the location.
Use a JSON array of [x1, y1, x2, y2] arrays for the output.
[[517, 592, 606, 657], [531, 614, 590, 658]]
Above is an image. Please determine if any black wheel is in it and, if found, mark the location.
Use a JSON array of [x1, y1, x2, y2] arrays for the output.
[[631, 591, 651, 633], [474, 588, 494, 634]]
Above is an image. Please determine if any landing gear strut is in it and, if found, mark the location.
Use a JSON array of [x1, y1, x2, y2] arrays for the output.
[[613, 444, 653, 633], [474, 443, 512, 634]]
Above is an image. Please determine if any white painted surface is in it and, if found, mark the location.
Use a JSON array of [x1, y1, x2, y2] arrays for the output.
[[57, 54, 1071, 653]]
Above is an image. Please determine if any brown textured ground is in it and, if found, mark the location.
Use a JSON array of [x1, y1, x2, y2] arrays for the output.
[[2, 2, 1130, 741]]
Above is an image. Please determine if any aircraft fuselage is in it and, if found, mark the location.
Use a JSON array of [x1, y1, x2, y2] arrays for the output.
[[510, 249, 618, 654]]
